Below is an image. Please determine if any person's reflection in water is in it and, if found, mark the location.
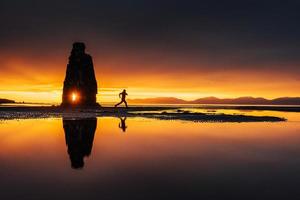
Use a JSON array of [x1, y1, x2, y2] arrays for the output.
[[63, 118, 97, 169], [118, 117, 127, 132]]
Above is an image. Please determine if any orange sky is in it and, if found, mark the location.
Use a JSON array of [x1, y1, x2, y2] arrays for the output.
[[0, 51, 299, 104], [1, 0, 300, 104]]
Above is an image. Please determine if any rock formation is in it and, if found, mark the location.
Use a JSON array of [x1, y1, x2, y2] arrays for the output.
[[61, 42, 99, 107]]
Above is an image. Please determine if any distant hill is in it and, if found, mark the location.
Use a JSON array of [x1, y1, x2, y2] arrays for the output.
[[128, 97, 300, 105], [128, 97, 188, 104], [190, 96, 274, 104], [0, 98, 15, 104]]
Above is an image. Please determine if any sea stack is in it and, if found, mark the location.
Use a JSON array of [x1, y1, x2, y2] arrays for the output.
[[61, 42, 99, 107]]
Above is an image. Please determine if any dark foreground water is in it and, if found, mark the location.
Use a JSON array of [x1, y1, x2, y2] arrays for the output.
[[0, 110, 300, 199]]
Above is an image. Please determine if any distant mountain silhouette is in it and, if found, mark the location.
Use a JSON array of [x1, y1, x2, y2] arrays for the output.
[[128, 96, 300, 105], [0, 98, 15, 104], [190, 96, 270, 104], [128, 97, 188, 104]]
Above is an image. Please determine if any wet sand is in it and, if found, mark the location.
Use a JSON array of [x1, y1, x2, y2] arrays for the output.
[[0, 106, 287, 122]]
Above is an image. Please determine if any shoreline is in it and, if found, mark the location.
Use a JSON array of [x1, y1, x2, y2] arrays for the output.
[[0, 106, 286, 122], [1, 104, 300, 112]]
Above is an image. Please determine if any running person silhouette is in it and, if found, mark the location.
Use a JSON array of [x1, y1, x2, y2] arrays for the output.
[[115, 89, 128, 108]]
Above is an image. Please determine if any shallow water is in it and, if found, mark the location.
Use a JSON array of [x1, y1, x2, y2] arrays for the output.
[[0, 110, 300, 199]]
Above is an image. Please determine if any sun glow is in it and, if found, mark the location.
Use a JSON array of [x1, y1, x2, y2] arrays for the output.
[[71, 92, 78, 103]]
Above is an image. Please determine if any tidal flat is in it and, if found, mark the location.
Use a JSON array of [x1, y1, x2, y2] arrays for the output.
[[0, 107, 299, 199], [0, 105, 289, 122]]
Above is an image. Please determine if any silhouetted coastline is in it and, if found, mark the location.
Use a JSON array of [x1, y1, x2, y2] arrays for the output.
[[128, 96, 300, 105], [0, 106, 288, 122], [0, 98, 15, 104]]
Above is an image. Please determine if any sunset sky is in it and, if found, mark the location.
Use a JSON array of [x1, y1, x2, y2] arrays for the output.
[[0, 0, 299, 103]]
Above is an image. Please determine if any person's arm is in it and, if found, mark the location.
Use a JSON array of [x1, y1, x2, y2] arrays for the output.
[[119, 93, 122, 98]]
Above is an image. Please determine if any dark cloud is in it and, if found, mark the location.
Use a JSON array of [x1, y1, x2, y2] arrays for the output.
[[1, 0, 300, 74]]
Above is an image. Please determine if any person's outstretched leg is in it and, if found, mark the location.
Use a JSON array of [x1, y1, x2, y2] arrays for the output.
[[124, 100, 128, 108], [115, 101, 122, 107]]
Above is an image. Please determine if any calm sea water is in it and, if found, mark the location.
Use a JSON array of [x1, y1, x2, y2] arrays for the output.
[[0, 109, 300, 199]]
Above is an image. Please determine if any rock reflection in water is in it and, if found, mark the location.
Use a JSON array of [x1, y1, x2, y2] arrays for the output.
[[62, 118, 97, 169]]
